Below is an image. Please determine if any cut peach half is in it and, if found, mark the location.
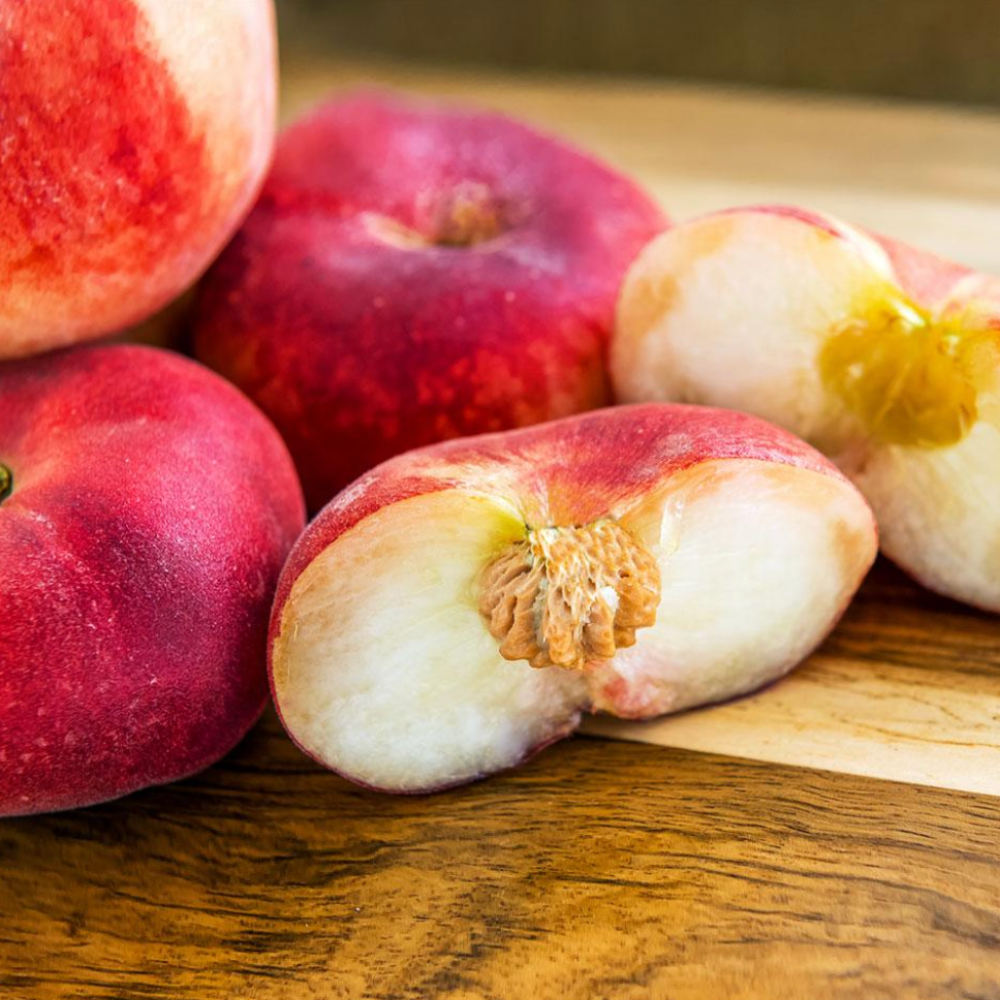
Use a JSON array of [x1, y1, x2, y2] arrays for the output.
[[269, 405, 876, 792], [613, 206, 1000, 611]]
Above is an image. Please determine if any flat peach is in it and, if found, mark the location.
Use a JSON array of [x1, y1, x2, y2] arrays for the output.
[[269, 404, 876, 792], [194, 91, 666, 510], [0, 345, 305, 815], [614, 206, 1000, 611]]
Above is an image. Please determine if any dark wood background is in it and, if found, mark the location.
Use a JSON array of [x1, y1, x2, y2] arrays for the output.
[[278, 0, 1000, 106]]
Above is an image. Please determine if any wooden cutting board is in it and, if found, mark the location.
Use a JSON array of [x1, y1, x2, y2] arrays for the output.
[[283, 61, 1000, 797]]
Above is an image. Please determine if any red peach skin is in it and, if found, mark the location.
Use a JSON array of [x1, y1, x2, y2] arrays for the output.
[[0, 0, 276, 360], [0, 345, 305, 816], [194, 90, 667, 511]]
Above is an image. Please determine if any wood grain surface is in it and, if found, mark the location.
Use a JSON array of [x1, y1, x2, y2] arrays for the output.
[[3, 710, 1000, 1000], [6, 64, 1000, 999]]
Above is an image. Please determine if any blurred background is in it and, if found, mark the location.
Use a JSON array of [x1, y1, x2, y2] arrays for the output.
[[277, 0, 1000, 106]]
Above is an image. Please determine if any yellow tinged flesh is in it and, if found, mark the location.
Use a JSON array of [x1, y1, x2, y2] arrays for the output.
[[819, 293, 1000, 449]]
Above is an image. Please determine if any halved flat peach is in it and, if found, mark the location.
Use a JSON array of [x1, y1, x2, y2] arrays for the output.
[[614, 207, 1000, 611], [270, 405, 877, 792]]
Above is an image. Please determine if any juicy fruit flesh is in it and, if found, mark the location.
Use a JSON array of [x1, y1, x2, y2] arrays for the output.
[[272, 459, 876, 791], [852, 420, 1000, 610], [613, 213, 1000, 457], [479, 519, 661, 670], [819, 293, 1000, 448], [612, 210, 1000, 612], [271, 491, 589, 792], [610, 212, 883, 442], [589, 460, 877, 718]]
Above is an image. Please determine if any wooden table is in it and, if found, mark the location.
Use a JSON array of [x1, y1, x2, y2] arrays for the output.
[[4, 64, 1000, 999]]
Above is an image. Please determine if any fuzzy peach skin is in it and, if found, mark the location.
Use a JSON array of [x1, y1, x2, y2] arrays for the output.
[[0, 0, 276, 360], [613, 205, 1000, 612], [0, 345, 305, 816], [193, 91, 667, 512], [268, 404, 877, 793]]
